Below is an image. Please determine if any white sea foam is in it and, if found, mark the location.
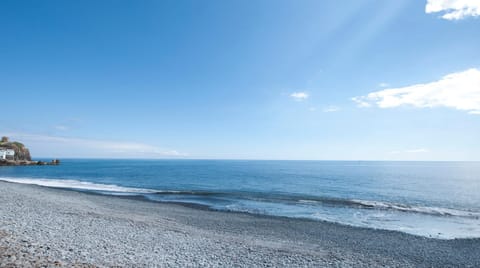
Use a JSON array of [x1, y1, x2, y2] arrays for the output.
[[352, 199, 480, 218], [0, 177, 157, 194], [2, 176, 480, 239]]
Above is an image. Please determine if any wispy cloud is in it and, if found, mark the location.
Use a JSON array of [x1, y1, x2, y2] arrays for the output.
[[290, 92, 309, 101], [3, 133, 187, 158], [405, 148, 429, 153], [54, 125, 69, 131], [322, 106, 340, 113], [351, 97, 372, 108], [352, 68, 480, 114], [52, 118, 82, 132], [378, 82, 390, 88], [426, 0, 480, 20], [390, 148, 429, 154]]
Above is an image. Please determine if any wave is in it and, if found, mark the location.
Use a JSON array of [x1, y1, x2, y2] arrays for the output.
[[0, 177, 157, 194], [151, 190, 480, 218], [2, 177, 478, 219], [349, 200, 480, 218]]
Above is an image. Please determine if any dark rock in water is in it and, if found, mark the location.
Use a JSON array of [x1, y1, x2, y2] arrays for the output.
[[0, 159, 60, 166]]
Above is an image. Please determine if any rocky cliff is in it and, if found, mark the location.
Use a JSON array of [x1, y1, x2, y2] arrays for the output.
[[0, 137, 32, 161]]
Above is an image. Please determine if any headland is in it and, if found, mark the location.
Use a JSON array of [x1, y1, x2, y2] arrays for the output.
[[0, 136, 59, 166]]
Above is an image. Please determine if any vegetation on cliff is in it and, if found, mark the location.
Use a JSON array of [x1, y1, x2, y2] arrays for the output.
[[0, 136, 32, 161]]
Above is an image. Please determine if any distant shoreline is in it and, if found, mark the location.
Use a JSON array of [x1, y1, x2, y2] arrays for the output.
[[1, 180, 479, 267]]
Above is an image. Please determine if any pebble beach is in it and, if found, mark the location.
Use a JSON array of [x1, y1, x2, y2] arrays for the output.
[[1, 180, 479, 267]]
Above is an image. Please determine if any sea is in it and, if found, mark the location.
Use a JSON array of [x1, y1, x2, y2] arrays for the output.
[[1, 159, 479, 239]]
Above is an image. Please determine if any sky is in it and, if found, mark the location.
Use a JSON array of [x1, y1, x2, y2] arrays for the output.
[[1, 0, 479, 160]]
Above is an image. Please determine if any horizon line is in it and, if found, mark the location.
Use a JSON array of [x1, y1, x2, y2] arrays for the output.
[[31, 157, 480, 162]]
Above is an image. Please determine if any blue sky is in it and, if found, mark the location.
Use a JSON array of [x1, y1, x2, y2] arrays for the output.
[[1, 0, 479, 160]]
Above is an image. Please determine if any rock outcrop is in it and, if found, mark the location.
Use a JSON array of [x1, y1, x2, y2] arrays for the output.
[[0, 136, 60, 166], [0, 137, 32, 161]]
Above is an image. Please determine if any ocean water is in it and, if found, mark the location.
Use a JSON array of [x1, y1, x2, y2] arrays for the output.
[[1, 160, 479, 239]]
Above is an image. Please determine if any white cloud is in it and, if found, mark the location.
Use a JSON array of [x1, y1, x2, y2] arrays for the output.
[[351, 97, 372, 108], [290, 92, 309, 101], [2, 133, 187, 158], [323, 106, 340, 113], [426, 0, 480, 20], [353, 68, 480, 114], [308, 107, 317, 112], [390, 148, 429, 154], [379, 82, 390, 88]]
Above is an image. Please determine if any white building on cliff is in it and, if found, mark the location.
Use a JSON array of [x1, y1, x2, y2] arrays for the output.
[[0, 148, 15, 160]]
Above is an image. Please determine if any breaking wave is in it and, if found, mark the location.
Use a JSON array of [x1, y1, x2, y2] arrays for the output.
[[0, 177, 157, 194], [2, 177, 478, 220]]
